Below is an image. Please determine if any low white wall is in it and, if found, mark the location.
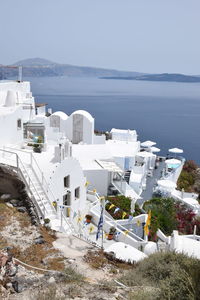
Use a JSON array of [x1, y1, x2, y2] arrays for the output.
[[93, 135, 106, 144]]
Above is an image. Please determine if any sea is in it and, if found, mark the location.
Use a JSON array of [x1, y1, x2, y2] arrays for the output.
[[26, 76, 200, 164]]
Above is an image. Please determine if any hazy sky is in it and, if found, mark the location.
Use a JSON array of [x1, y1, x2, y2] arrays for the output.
[[1, 0, 200, 74]]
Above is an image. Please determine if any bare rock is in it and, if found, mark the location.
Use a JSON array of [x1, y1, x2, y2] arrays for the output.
[[6, 202, 13, 208], [34, 237, 45, 245], [48, 276, 56, 284], [6, 282, 13, 289], [10, 199, 20, 207], [17, 207, 27, 213], [0, 194, 11, 200], [12, 280, 21, 293], [7, 263, 18, 277]]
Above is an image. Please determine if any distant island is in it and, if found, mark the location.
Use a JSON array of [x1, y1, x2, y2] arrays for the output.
[[101, 73, 200, 83], [1, 57, 200, 83], [0, 58, 142, 79]]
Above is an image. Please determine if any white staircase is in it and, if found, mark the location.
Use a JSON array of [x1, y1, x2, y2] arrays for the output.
[[0, 148, 73, 233]]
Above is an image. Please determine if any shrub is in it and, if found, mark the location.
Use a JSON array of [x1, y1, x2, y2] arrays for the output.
[[63, 266, 84, 283], [183, 160, 198, 173], [120, 252, 200, 300], [143, 198, 200, 238], [144, 198, 177, 238], [177, 160, 199, 192], [105, 195, 139, 219]]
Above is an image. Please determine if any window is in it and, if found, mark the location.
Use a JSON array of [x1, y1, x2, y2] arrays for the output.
[[17, 119, 22, 130], [63, 192, 71, 206], [75, 187, 80, 199], [64, 175, 70, 188]]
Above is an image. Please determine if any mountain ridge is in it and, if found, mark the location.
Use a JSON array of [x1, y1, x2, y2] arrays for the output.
[[11, 57, 143, 78], [0, 58, 199, 82]]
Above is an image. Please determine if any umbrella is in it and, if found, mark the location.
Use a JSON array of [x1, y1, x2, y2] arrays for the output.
[[150, 146, 160, 153], [141, 140, 156, 147], [168, 147, 183, 154], [137, 151, 154, 158], [105, 242, 147, 263], [157, 180, 177, 189], [165, 158, 181, 165]]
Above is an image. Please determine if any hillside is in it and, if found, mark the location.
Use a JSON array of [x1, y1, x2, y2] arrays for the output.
[[1, 58, 200, 82], [1, 58, 142, 79]]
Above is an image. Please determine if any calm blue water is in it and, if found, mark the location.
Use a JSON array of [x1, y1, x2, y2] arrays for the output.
[[27, 77, 200, 163]]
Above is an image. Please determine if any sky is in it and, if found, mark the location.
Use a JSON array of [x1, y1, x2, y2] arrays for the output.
[[0, 0, 200, 74]]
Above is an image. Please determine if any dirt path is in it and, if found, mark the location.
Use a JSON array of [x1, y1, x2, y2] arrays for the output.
[[53, 232, 110, 282]]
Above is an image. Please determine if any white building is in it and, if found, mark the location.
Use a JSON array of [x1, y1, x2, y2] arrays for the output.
[[0, 79, 165, 254], [0, 81, 87, 231]]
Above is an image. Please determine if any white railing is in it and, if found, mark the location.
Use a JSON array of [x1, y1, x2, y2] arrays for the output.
[[4, 146, 57, 214], [0, 149, 48, 218], [90, 203, 146, 249]]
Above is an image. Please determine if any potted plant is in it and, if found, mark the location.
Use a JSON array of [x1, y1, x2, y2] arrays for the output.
[[107, 226, 117, 240], [33, 144, 42, 153], [33, 136, 43, 153], [85, 214, 92, 224]]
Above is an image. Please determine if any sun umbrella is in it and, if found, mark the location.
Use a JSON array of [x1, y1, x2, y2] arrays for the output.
[[137, 151, 154, 158], [141, 140, 156, 147], [150, 146, 160, 153], [168, 147, 183, 154], [157, 180, 177, 189], [165, 158, 181, 165]]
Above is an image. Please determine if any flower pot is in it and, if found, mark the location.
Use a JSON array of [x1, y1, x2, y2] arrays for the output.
[[107, 234, 114, 240]]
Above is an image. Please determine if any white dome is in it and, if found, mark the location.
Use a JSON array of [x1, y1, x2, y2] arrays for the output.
[[51, 111, 68, 120], [144, 242, 158, 255], [72, 110, 94, 122]]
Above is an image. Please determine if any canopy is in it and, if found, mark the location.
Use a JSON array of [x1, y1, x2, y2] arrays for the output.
[[157, 179, 177, 189], [105, 242, 147, 263], [150, 146, 160, 153], [168, 147, 183, 154], [141, 140, 156, 147], [137, 151, 155, 158], [165, 158, 181, 165]]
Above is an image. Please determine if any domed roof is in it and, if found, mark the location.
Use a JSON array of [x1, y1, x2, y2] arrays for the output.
[[51, 111, 68, 120], [72, 110, 94, 122]]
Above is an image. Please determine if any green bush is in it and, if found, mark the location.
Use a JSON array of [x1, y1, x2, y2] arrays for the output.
[[63, 266, 84, 283], [120, 252, 200, 300], [144, 198, 177, 238], [177, 170, 195, 191], [106, 196, 143, 219], [177, 160, 199, 192]]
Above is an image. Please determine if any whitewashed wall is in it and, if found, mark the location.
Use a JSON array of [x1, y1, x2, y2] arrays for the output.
[[84, 169, 109, 195], [47, 157, 86, 220], [0, 106, 23, 146]]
